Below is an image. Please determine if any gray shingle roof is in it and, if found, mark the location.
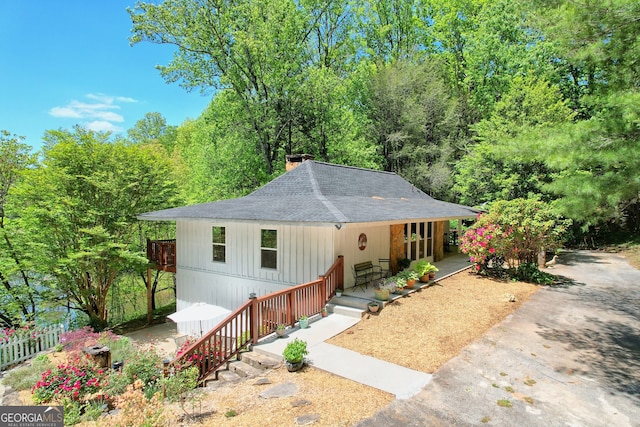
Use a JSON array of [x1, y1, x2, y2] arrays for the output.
[[138, 161, 478, 223]]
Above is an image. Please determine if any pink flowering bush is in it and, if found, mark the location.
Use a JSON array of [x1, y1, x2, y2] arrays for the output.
[[460, 198, 571, 277], [31, 357, 106, 404], [59, 326, 120, 353], [1, 323, 44, 344], [459, 220, 505, 272]]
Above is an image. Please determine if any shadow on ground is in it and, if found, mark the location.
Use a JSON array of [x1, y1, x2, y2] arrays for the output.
[[538, 318, 640, 404]]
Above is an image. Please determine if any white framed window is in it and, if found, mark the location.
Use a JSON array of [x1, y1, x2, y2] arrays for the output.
[[404, 221, 433, 260], [260, 229, 277, 269], [212, 226, 226, 263]]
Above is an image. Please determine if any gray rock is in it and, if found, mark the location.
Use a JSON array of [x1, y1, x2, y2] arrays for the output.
[[296, 413, 320, 425], [259, 382, 298, 398], [291, 399, 312, 407]]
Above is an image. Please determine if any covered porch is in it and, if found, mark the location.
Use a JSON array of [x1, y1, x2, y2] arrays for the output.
[[334, 252, 471, 311]]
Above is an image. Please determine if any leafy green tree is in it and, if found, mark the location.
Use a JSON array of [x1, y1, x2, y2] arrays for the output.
[[128, 112, 178, 153], [363, 60, 458, 197], [510, 0, 640, 230], [0, 131, 37, 327], [453, 75, 575, 206], [130, 0, 319, 175], [357, 0, 429, 63], [14, 127, 179, 328]]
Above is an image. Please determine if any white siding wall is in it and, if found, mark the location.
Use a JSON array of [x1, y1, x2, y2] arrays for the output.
[[176, 221, 335, 311], [334, 224, 391, 289]]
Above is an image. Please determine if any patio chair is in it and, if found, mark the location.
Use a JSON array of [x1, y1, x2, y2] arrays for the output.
[[378, 258, 391, 278]]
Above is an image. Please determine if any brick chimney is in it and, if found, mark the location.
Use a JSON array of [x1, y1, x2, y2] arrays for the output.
[[285, 154, 314, 171]]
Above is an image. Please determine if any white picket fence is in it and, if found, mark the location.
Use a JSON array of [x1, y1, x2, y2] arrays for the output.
[[0, 325, 65, 371]]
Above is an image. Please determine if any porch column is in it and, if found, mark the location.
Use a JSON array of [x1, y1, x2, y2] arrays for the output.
[[433, 221, 445, 262], [389, 224, 405, 274]]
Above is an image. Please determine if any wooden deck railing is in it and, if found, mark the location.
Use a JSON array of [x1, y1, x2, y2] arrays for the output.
[[172, 255, 344, 382], [147, 239, 176, 272]]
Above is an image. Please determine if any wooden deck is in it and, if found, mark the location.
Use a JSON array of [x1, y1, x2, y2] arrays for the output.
[[146, 239, 176, 273]]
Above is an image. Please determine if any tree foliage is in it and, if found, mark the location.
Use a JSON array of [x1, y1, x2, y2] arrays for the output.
[[13, 128, 179, 328], [0, 131, 37, 327], [507, 0, 640, 231]]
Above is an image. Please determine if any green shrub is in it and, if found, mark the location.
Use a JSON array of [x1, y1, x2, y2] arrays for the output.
[[161, 366, 199, 403], [510, 263, 556, 285], [282, 338, 308, 363], [121, 349, 163, 399]]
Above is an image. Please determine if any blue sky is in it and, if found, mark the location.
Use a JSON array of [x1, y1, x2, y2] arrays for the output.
[[0, 1, 212, 151]]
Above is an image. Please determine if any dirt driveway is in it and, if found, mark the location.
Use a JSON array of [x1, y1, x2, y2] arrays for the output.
[[355, 250, 640, 427]]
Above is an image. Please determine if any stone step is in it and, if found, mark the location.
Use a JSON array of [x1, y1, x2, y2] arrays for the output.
[[240, 351, 281, 370], [228, 359, 263, 378], [202, 351, 280, 389]]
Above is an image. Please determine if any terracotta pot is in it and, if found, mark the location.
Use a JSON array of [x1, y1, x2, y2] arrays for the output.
[[368, 303, 380, 313], [429, 272, 436, 280], [419, 274, 430, 283], [405, 279, 415, 289], [276, 328, 285, 338]]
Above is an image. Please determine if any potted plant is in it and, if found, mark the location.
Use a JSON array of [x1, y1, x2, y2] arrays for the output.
[[394, 276, 406, 293], [275, 324, 286, 338], [282, 338, 308, 372], [373, 278, 391, 301], [367, 301, 380, 313], [397, 270, 418, 289], [415, 260, 438, 282], [335, 288, 343, 297], [299, 315, 309, 329], [397, 257, 411, 270]]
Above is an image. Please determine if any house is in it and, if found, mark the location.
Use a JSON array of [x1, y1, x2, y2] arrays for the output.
[[138, 157, 477, 334]]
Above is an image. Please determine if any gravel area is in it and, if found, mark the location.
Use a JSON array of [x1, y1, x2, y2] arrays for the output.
[[328, 270, 539, 373]]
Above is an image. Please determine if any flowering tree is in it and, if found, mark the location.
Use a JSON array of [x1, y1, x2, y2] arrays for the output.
[[460, 198, 571, 273]]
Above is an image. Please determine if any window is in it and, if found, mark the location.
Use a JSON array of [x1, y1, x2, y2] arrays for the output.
[[404, 221, 433, 260], [260, 229, 277, 269], [212, 226, 226, 262]]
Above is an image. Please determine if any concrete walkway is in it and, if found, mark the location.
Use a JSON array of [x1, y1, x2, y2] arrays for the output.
[[254, 312, 432, 399], [253, 253, 472, 399]]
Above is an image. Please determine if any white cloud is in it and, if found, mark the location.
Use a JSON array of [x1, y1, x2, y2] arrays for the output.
[[49, 106, 83, 118], [49, 93, 137, 131], [85, 120, 123, 133]]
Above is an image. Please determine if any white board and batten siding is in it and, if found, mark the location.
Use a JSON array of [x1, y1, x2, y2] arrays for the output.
[[335, 224, 391, 289], [175, 221, 335, 313]]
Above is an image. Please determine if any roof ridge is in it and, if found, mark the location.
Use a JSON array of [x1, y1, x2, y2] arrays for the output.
[[307, 162, 348, 222], [309, 160, 397, 176]]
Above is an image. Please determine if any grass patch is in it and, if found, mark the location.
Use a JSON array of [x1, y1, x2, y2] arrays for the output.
[[481, 416, 491, 423], [504, 386, 515, 393], [524, 396, 534, 404], [524, 378, 536, 386], [497, 399, 512, 408], [2, 355, 53, 392], [500, 372, 508, 377], [225, 409, 238, 418], [492, 383, 499, 388]]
